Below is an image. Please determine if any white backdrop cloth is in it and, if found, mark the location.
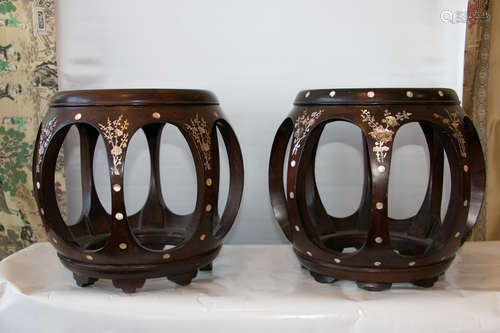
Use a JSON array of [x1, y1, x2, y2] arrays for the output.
[[1, 242, 500, 333], [56, 0, 468, 244]]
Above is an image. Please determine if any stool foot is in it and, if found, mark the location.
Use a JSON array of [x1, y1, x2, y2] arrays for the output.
[[310, 271, 337, 284], [356, 281, 392, 291], [112, 279, 145, 294], [413, 276, 439, 288], [73, 273, 98, 287], [200, 262, 213, 271], [168, 270, 198, 286]]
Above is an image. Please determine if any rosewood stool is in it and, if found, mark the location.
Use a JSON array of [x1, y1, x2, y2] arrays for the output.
[[269, 88, 485, 291], [33, 89, 244, 293]]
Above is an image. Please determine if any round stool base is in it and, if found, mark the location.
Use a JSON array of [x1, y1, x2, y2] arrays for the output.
[[296, 249, 452, 291], [58, 246, 221, 293]]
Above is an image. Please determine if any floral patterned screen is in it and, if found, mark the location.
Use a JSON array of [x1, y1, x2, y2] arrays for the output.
[[0, 0, 61, 259]]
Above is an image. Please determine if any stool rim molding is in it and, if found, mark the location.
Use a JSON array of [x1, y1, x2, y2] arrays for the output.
[[50, 89, 219, 107], [295, 88, 459, 106]]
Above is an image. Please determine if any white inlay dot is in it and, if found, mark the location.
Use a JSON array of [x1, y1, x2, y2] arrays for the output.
[[376, 202, 384, 210], [409, 261, 416, 266], [367, 91, 375, 98], [377, 165, 386, 173], [438, 90, 444, 97], [294, 225, 300, 232], [200, 234, 206, 241], [112, 184, 121, 192], [305, 91, 311, 98], [290, 160, 296, 167], [454, 232, 461, 238], [119, 243, 127, 250], [289, 192, 295, 199], [152, 112, 161, 119], [375, 237, 383, 244], [374, 261, 382, 267], [464, 165, 469, 172], [36, 181, 40, 189], [115, 212, 124, 221], [329, 90, 336, 98], [464, 200, 468, 207], [306, 251, 313, 257], [86, 255, 94, 261], [205, 204, 212, 212], [334, 258, 341, 263], [74, 113, 82, 120], [406, 91, 414, 98], [163, 253, 170, 259]]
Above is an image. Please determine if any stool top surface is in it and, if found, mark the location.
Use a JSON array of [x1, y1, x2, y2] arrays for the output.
[[50, 89, 219, 107], [294, 88, 459, 106]]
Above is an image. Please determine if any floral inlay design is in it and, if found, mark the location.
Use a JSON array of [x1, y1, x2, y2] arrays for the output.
[[433, 109, 467, 158], [35, 117, 57, 173], [361, 109, 412, 163], [98, 115, 130, 176], [185, 114, 212, 170], [292, 109, 324, 155]]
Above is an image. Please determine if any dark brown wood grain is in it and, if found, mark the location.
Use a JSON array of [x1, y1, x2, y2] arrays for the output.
[[269, 88, 485, 291], [33, 89, 244, 293]]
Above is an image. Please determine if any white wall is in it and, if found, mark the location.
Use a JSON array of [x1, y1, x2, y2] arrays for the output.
[[56, 0, 467, 244]]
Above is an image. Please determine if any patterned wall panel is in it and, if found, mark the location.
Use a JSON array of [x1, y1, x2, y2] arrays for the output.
[[0, 0, 61, 259]]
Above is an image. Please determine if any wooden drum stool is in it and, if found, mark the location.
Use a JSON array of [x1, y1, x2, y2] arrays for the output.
[[269, 88, 485, 291], [33, 89, 243, 293]]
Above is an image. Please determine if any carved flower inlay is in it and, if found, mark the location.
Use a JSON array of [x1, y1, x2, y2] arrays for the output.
[[361, 109, 412, 163], [36, 117, 57, 173], [98, 115, 130, 176], [433, 109, 467, 158], [185, 114, 212, 170], [292, 109, 324, 155]]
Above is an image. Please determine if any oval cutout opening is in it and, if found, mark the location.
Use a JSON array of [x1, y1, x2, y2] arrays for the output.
[[61, 124, 111, 251], [93, 135, 112, 214], [314, 121, 364, 218], [60, 125, 82, 226], [388, 122, 430, 220], [159, 123, 197, 215], [441, 149, 451, 222], [217, 125, 230, 218], [123, 129, 150, 216]]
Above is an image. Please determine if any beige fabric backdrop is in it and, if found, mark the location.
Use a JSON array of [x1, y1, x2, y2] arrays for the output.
[[463, 0, 491, 240], [486, 0, 500, 239]]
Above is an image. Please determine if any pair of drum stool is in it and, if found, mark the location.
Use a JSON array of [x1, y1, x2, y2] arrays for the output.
[[33, 88, 485, 293]]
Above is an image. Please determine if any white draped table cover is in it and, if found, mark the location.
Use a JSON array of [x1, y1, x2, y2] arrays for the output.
[[1, 242, 500, 332]]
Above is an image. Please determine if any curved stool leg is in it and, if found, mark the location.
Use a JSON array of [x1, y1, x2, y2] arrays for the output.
[[268, 118, 294, 240], [213, 119, 244, 239]]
